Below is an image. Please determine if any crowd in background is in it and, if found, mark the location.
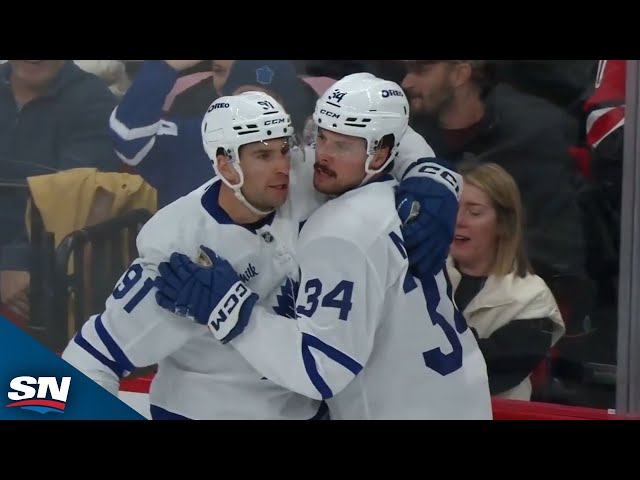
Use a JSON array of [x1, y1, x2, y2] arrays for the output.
[[0, 59, 626, 409]]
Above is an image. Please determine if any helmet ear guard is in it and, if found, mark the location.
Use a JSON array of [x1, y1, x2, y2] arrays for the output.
[[202, 92, 295, 215]]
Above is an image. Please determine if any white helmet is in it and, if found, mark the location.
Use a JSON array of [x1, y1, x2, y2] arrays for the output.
[[202, 91, 294, 215], [312, 72, 409, 182]]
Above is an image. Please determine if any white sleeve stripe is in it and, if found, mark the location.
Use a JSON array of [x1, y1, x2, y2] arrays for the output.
[[110, 108, 162, 140], [109, 108, 179, 141], [115, 136, 156, 166]]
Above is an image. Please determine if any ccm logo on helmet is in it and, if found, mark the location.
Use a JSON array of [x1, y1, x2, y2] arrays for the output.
[[208, 102, 230, 111], [320, 109, 340, 119], [265, 118, 286, 126], [381, 89, 404, 98]]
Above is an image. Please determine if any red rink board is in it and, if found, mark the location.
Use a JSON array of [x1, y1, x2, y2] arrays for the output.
[[119, 374, 638, 420]]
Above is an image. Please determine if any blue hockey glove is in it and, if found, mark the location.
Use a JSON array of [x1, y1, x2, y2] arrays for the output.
[[396, 158, 462, 277], [155, 245, 258, 343]]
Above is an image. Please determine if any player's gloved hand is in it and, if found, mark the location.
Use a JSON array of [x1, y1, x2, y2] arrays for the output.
[[155, 245, 258, 344], [395, 157, 462, 277]]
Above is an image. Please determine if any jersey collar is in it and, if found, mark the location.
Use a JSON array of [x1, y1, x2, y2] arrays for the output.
[[201, 179, 276, 234]]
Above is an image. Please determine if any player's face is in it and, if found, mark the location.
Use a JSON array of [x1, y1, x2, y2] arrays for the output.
[[313, 128, 368, 196], [238, 137, 292, 210], [401, 61, 456, 117], [450, 183, 498, 274], [212, 60, 235, 95]]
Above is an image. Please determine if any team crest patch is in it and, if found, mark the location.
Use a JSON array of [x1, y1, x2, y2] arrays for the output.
[[256, 66, 274, 85]]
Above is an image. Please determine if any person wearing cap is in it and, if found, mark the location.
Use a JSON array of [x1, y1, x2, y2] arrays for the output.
[[110, 60, 315, 208], [221, 60, 315, 139]]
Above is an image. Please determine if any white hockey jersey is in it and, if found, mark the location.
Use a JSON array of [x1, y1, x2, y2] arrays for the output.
[[62, 177, 324, 419], [62, 125, 437, 420], [231, 175, 493, 419]]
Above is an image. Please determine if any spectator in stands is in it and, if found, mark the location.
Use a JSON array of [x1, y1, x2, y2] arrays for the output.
[[401, 60, 587, 280], [297, 60, 373, 80], [0, 60, 120, 320], [75, 60, 131, 98], [495, 60, 598, 129], [448, 161, 565, 401], [221, 60, 310, 139], [111, 60, 311, 208], [166, 60, 235, 117]]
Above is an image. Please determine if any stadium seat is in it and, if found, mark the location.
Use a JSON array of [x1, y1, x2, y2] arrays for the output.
[[52, 209, 153, 350]]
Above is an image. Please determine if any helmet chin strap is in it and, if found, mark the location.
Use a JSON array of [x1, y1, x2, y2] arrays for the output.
[[359, 153, 381, 186], [217, 159, 274, 218], [233, 186, 274, 216], [360, 151, 394, 187]]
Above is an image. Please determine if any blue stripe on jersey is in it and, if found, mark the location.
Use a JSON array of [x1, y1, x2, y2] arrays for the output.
[[94, 314, 136, 374], [388, 230, 418, 293], [309, 401, 329, 420], [301, 333, 363, 399], [201, 180, 276, 233], [73, 331, 128, 378], [150, 404, 192, 420]]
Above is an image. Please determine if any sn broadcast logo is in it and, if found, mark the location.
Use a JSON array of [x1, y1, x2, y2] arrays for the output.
[[6, 376, 71, 414]]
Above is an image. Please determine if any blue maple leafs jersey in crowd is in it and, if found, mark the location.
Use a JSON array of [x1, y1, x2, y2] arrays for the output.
[[230, 175, 493, 420], [108, 58, 436, 208]]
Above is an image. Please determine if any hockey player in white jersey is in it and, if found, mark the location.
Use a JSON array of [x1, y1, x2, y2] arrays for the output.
[[61, 92, 329, 419], [62, 86, 461, 419], [155, 74, 493, 419]]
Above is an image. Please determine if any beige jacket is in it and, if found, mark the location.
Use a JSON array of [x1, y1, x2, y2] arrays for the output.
[[447, 257, 565, 400]]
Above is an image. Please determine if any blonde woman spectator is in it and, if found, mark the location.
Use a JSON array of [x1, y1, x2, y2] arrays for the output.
[[75, 60, 131, 98], [447, 161, 565, 401]]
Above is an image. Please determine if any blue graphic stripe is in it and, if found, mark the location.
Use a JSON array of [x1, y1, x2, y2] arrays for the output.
[[301, 333, 363, 399], [74, 330, 127, 378], [94, 315, 136, 374]]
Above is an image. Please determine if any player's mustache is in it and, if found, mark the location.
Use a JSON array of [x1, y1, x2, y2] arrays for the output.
[[314, 163, 337, 178]]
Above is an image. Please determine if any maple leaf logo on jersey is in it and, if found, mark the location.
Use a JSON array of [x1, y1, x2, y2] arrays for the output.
[[273, 277, 300, 319]]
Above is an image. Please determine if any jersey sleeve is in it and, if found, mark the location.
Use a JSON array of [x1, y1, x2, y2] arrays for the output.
[[230, 235, 384, 400], [391, 125, 436, 179], [61, 217, 207, 395], [108, 60, 202, 191]]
